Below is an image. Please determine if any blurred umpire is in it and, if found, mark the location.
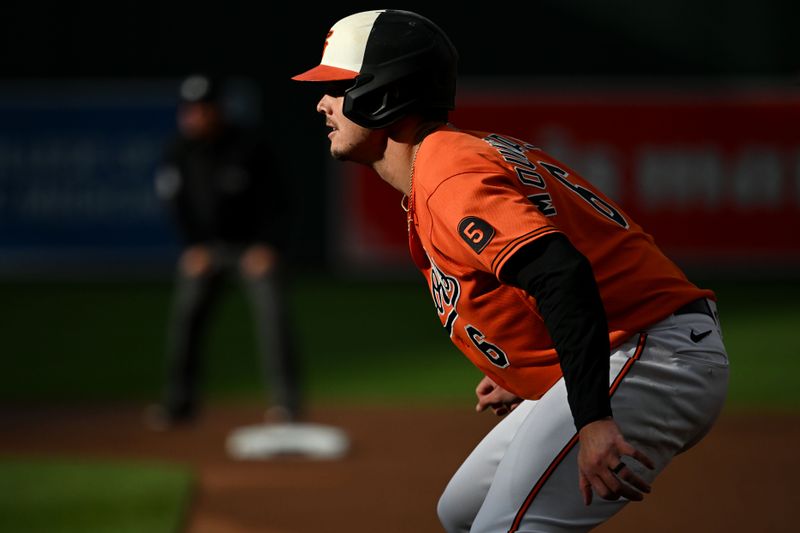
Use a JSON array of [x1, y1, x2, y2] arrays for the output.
[[146, 74, 303, 429]]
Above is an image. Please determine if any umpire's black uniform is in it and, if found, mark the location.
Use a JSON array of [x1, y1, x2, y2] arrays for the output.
[[151, 78, 302, 427]]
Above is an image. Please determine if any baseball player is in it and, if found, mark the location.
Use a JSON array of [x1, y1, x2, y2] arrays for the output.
[[293, 10, 729, 532]]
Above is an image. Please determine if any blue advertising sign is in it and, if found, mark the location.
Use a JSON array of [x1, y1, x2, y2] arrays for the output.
[[0, 80, 181, 276]]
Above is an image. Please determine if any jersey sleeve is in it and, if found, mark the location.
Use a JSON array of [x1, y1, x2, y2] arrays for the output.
[[424, 171, 562, 278]]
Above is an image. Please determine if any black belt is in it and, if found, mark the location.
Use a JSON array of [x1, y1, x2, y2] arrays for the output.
[[673, 298, 714, 319]]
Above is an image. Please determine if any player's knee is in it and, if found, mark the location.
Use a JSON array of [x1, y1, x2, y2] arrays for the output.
[[436, 489, 471, 533]]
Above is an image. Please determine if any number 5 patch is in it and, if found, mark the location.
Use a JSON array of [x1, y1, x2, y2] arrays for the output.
[[458, 216, 495, 254]]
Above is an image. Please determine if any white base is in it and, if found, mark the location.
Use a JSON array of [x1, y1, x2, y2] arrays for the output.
[[226, 422, 350, 460]]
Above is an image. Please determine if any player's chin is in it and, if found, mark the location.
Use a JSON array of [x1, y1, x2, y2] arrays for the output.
[[330, 145, 353, 162]]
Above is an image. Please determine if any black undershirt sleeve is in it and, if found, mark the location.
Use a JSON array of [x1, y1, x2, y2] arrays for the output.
[[499, 232, 612, 432]]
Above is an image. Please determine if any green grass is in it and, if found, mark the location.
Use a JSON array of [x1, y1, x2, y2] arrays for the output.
[[705, 278, 800, 411], [0, 273, 479, 406], [0, 273, 797, 410], [0, 456, 192, 533]]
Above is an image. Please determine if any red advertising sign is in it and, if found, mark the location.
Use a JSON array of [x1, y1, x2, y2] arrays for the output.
[[331, 83, 800, 275]]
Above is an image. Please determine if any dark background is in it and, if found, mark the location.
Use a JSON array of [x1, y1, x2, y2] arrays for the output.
[[1, 0, 798, 268]]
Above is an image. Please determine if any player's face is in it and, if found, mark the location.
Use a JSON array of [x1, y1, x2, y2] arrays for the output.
[[316, 92, 385, 164]]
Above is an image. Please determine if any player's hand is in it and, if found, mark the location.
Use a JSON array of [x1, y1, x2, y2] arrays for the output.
[[577, 417, 655, 506], [241, 244, 277, 278], [475, 376, 523, 416], [180, 245, 213, 277]]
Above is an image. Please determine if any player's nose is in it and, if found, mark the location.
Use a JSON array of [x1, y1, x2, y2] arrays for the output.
[[316, 95, 332, 115]]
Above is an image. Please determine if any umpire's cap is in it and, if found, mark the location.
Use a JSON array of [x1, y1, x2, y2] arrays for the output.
[[292, 10, 458, 129]]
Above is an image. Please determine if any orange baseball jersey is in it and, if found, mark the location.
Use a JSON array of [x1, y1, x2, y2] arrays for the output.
[[407, 125, 715, 400]]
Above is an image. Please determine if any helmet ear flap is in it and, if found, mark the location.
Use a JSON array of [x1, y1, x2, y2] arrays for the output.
[[343, 71, 426, 128]]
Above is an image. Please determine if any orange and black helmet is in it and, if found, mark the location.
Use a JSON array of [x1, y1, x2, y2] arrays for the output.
[[292, 10, 458, 129]]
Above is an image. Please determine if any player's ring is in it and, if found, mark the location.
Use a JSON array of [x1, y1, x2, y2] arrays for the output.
[[610, 462, 626, 474]]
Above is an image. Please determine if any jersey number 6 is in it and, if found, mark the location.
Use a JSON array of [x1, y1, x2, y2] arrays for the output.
[[465, 325, 509, 368], [538, 161, 629, 229]]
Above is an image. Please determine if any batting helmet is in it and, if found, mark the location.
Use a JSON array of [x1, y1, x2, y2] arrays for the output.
[[292, 10, 458, 129]]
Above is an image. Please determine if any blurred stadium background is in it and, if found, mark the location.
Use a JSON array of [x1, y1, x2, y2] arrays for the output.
[[1, 1, 798, 532]]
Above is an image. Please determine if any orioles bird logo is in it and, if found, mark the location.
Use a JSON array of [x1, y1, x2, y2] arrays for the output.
[[322, 30, 333, 57], [430, 259, 460, 337]]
